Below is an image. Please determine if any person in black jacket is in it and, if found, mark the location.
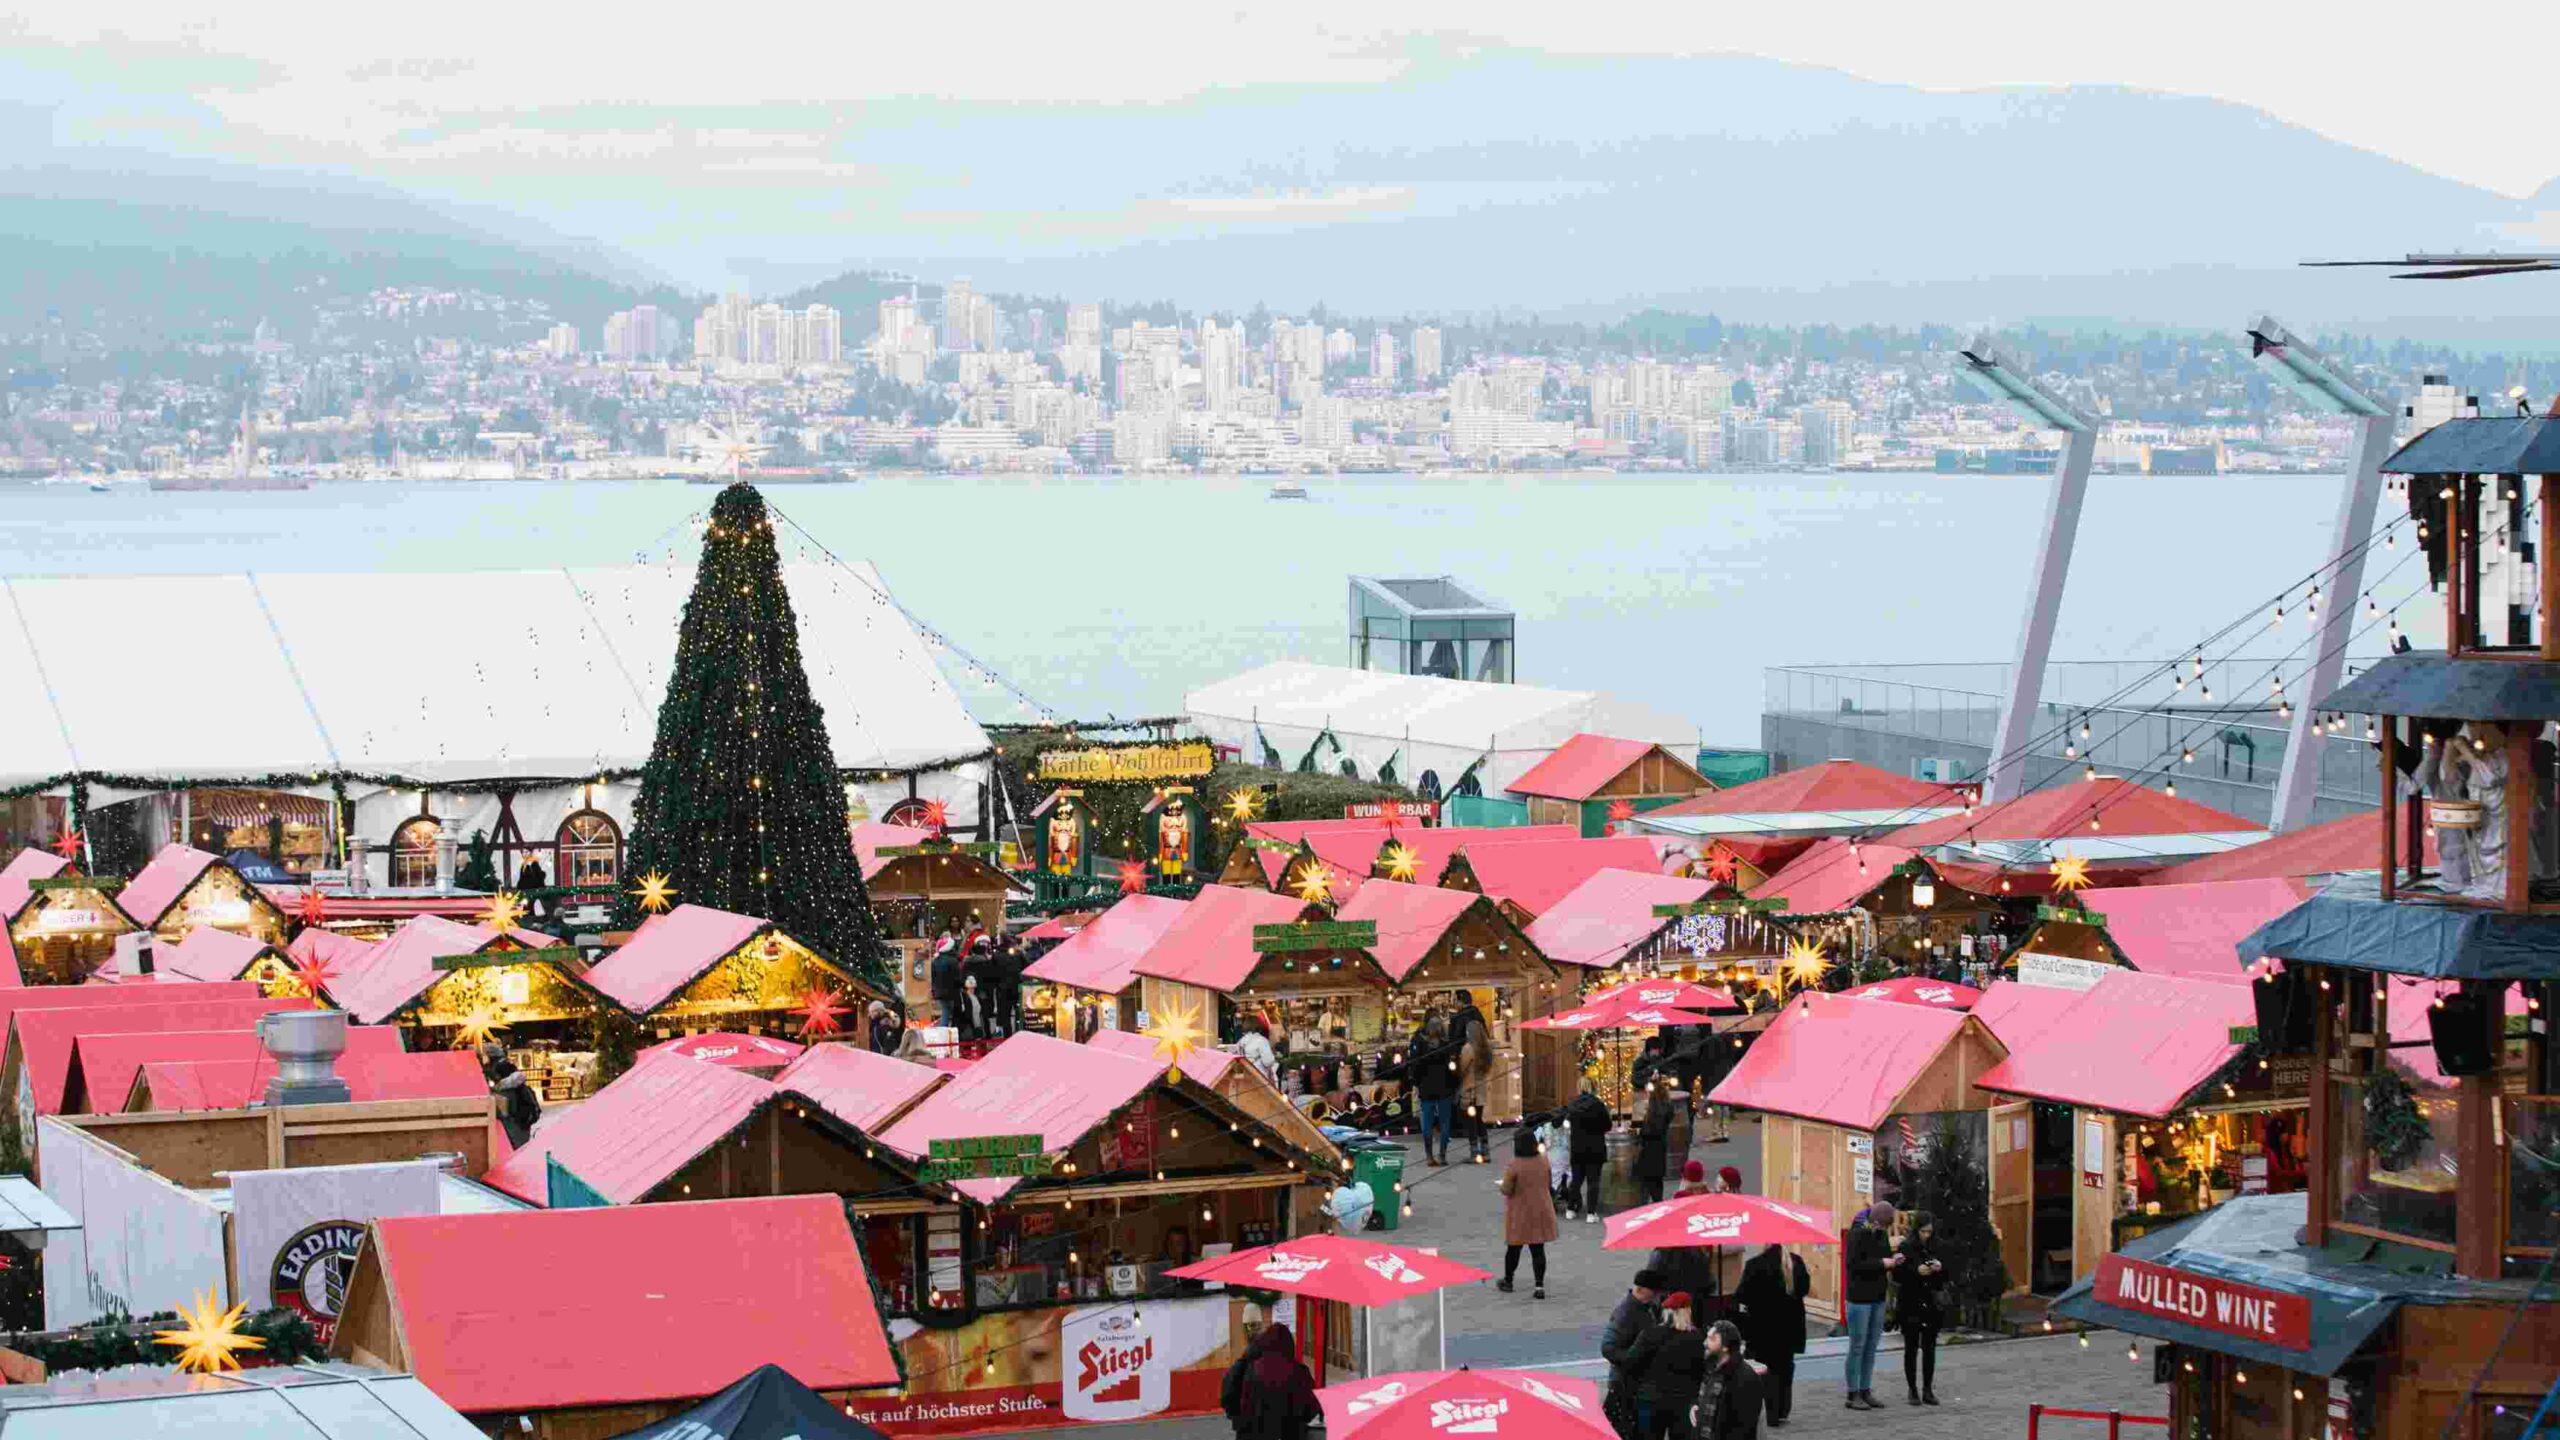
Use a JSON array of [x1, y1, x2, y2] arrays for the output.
[[928, 932, 963, 1033], [1634, 1092, 1674, 1203], [1895, 1210, 1948, 1406], [1601, 1267, 1667, 1439], [1222, 1324, 1316, 1440], [1735, 1243, 1808, 1428], [1695, 1319, 1765, 1440], [1564, 1080, 1612, 1221], [1407, 1015, 1459, 1165], [1622, 1292, 1707, 1440], [1840, 1202, 1899, 1411]]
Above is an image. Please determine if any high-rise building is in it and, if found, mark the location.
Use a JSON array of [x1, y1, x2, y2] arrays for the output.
[[627, 305, 663, 359], [1201, 317, 1244, 412], [942, 280, 977, 351], [802, 305, 843, 365], [602, 312, 631, 361], [1326, 329, 1356, 367], [1411, 326, 1444, 382], [1370, 329, 1398, 386], [1797, 401, 1854, 467], [545, 324, 579, 359], [1066, 303, 1103, 348]]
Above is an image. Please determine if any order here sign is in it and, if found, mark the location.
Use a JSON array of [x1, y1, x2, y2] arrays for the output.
[[2094, 1255, 2310, 1351]]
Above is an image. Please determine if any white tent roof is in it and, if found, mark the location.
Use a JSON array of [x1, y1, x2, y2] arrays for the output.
[[1184, 660, 1697, 795], [0, 563, 987, 789]]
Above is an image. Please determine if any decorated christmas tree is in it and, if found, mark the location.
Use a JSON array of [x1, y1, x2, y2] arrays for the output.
[[622, 482, 889, 987]]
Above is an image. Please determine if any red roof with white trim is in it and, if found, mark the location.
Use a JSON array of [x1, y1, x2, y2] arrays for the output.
[[484, 1049, 777, 1205], [15, 996, 310, 1117], [1334, 879, 1505, 983], [367, 1195, 898, 1413], [1524, 869, 1710, 968], [1746, 837, 1909, 915], [0, 848, 69, 921], [579, 904, 768, 1015], [1455, 836, 1665, 916], [113, 845, 222, 928], [879, 1031, 1163, 1202], [1883, 778, 2255, 849], [2143, 811, 2436, 886], [2076, 878, 2309, 981], [153, 925, 286, 983], [1707, 991, 1989, 1131], [1132, 883, 1317, 992], [133, 1049, 485, 1112], [1646, 759, 1953, 821], [771, 1041, 947, 1132], [1024, 894, 1191, 994], [66, 1023, 407, 1114], [1975, 970, 2257, 1118], [1506, 734, 1681, 801]]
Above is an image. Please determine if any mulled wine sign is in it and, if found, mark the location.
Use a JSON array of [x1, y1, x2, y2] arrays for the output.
[[2093, 1255, 2309, 1351]]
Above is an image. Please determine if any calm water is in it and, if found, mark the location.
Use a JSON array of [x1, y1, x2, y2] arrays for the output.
[[0, 472, 2410, 742]]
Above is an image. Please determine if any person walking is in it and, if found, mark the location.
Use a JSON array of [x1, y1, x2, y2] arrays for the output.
[[1841, 1202, 1898, 1411], [479, 1039, 539, 1149], [865, 1000, 904, 1055], [1634, 1090, 1673, 1203], [1735, 1242, 1809, 1428], [1497, 1127, 1558, 1298], [992, 935, 1026, 1036], [1694, 1320, 1765, 1440], [1565, 1079, 1612, 1222], [1409, 1014, 1458, 1165], [1622, 1292, 1707, 1440], [1601, 1267, 1668, 1440], [1452, 997, 1494, 1162], [1895, 1210, 1947, 1407], [1223, 1323, 1317, 1440], [516, 854, 550, 922], [928, 930, 963, 1034]]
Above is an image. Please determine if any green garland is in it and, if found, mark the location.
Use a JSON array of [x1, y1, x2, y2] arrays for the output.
[[2365, 1066, 2431, 1172], [6, 1307, 325, 1373]]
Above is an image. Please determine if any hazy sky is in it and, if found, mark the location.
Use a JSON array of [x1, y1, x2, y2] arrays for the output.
[[7, 2, 2556, 197]]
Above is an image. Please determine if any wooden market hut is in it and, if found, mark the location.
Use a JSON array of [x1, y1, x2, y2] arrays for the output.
[[113, 844, 292, 947], [1020, 892, 1189, 1039], [1131, 882, 1334, 1043], [9, 994, 309, 1166], [0, 981, 260, 1143], [1708, 991, 2009, 1321], [1523, 868, 1711, 973], [126, 1046, 486, 1113], [855, 820, 1013, 942], [2069, 877, 2311, 980], [1211, 818, 1392, 890], [59, 1021, 409, 1115], [1503, 733, 1715, 835], [1334, 879, 1565, 1120], [1974, 970, 2283, 1295], [582, 903, 888, 1045], [0, 848, 138, 985], [151, 924, 296, 990], [769, 1040, 949, 1134], [1748, 837, 2021, 971], [1083, 1028, 1345, 1167], [331, 1195, 902, 1440], [1439, 835, 1667, 922], [324, 915, 588, 1035]]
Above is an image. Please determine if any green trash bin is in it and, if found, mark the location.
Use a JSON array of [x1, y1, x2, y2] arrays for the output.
[[1351, 1143, 1408, 1231]]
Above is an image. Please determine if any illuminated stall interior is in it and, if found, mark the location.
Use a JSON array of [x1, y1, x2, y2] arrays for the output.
[[582, 902, 889, 1048], [117, 844, 293, 947], [0, 848, 139, 984]]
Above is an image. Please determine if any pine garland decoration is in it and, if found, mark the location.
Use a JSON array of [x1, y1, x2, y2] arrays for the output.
[[2365, 1066, 2431, 1172], [622, 483, 889, 988]]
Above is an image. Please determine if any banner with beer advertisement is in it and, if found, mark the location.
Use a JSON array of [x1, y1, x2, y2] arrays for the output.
[[231, 1160, 443, 1343], [853, 1294, 1248, 1435]]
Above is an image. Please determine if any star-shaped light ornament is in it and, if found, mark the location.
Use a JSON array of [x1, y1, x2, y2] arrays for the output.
[[1144, 995, 1211, 1075], [287, 953, 339, 1002], [1225, 788, 1263, 824], [48, 829, 82, 861], [2050, 852, 2094, 894], [630, 870, 677, 914], [296, 888, 330, 927], [922, 799, 951, 836], [1783, 939, 1830, 989], [1117, 859, 1149, 896], [1607, 799, 1637, 826], [453, 1004, 510, 1049], [796, 986, 847, 1039], [1294, 864, 1336, 906], [154, 1289, 265, 1375], [480, 890, 527, 936], [1382, 842, 1421, 883], [1704, 849, 1740, 886]]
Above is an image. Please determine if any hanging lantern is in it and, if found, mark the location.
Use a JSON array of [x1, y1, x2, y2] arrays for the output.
[[1910, 872, 1935, 909]]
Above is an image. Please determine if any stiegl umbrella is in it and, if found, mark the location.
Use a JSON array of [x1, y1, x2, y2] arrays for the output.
[[1165, 1233, 1490, 1305], [1602, 1194, 1838, 1251], [1318, 1369, 1612, 1440], [1584, 978, 1743, 1014]]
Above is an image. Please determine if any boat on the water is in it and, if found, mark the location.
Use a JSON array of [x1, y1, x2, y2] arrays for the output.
[[1269, 476, 1310, 500]]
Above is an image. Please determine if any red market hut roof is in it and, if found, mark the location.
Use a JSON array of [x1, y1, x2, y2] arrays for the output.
[[65, 1023, 409, 1114], [1452, 836, 1665, 917], [2076, 878, 2311, 981], [1643, 759, 1958, 830], [1523, 869, 1710, 969], [485, 1049, 781, 1205], [112, 844, 223, 929], [0, 848, 70, 921], [133, 1048, 486, 1112], [770, 1042, 948, 1132], [1747, 838, 1915, 916], [1507, 734, 1701, 801], [1242, 820, 1393, 883], [581, 904, 770, 1014], [0, 979, 260, 1058], [1881, 779, 2264, 866], [327, 914, 564, 1025], [2142, 811, 2436, 886], [1131, 883, 1320, 992], [15, 996, 309, 1117], [287, 926, 381, 973], [1019, 910, 1098, 943], [853, 820, 937, 878], [1975, 971, 2258, 1118], [358, 1195, 899, 1415], [1333, 879, 1534, 983], [878, 1031, 1164, 1202], [1969, 980, 2086, 1051], [153, 925, 288, 984], [1023, 894, 1191, 995], [1359, 823, 1581, 887], [1086, 1025, 1241, 1085], [1707, 991, 1986, 1131]]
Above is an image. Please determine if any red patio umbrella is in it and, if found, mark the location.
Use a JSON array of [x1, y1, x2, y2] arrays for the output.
[[1320, 1369, 1611, 1440], [1520, 994, 1717, 1031], [1165, 1233, 1490, 1305], [637, 1032, 808, 1071], [1585, 977, 1743, 1014], [1602, 1194, 1838, 1251], [1845, 976, 1980, 1009]]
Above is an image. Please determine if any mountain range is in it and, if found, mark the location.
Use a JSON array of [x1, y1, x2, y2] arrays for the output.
[[9, 50, 2560, 341]]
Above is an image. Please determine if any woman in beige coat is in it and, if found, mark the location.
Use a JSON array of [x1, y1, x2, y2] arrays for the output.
[[1498, 1126, 1559, 1298]]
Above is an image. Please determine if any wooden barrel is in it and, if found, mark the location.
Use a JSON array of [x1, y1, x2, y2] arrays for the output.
[[2431, 799, 2486, 831]]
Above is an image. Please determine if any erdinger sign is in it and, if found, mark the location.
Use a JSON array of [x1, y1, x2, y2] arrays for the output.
[[2094, 1256, 2309, 1351]]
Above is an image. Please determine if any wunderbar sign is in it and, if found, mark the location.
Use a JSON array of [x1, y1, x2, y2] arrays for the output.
[[2093, 1255, 2309, 1351], [1037, 743, 1216, 783]]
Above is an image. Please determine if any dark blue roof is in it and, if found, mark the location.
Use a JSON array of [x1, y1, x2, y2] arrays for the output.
[[2240, 880, 2560, 980], [2383, 416, 2560, 476], [2319, 652, 2560, 721]]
